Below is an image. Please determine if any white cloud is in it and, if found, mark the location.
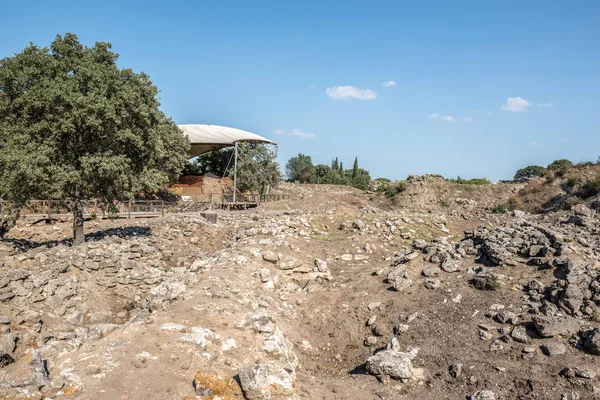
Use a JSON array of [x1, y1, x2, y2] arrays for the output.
[[462, 117, 473, 123], [289, 129, 315, 139], [501, 97, 532, 112], [326, 86, 377, 100], [529, 141, 538, 146], [538, 102, 554, 108], [274, 128, 315, 139], [382, 80, 397, 87], [429, 113, 454, 121], [560, 138, 569, 142]]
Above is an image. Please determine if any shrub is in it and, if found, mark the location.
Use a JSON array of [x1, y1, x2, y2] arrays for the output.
[[547, 159, 573, 172], [491, 203, 507, 214], [578, 174, 600, 198], [562, 196, 582, 209], [446, 176, 491, 185]]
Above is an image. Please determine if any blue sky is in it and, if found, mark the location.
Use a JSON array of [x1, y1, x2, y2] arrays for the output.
[[2, 0, 599, 181]]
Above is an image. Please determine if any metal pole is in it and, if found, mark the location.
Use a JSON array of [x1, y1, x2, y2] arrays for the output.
[[233, 142, 238, 203]]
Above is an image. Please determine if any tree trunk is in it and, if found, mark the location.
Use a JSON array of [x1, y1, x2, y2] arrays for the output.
[[72, 197, 85, 245]]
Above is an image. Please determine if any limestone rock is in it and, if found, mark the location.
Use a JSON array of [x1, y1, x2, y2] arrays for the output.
[[365, 349, 414, 380]]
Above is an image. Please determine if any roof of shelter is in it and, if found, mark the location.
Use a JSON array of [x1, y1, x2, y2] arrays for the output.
[[178, 124, 275, 157]]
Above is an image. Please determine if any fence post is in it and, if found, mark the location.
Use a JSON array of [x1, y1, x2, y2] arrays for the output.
[[128, 200, 131, 219]]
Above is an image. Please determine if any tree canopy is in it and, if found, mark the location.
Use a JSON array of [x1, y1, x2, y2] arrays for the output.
[[285, 154, 371, 189], [547, 159, 573, 172], [0, 33, 189, 244], [285, 153, 315, 183], [514, 165, 546, 182]]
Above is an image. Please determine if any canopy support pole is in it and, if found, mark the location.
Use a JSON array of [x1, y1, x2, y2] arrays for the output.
[[233, 142, 238, 203]]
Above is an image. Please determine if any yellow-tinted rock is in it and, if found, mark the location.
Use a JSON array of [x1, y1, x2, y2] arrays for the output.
[[192, 371, 240, 398]]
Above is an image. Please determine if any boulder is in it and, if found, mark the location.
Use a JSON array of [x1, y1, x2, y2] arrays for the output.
[[365, 349, 413, 380], [532, 315, 579, 338], [584, 329, 600, 355], [237, 362, 295, 400]]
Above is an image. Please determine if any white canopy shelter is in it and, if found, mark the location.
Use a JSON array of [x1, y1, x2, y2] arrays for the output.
[[178, 124, 275, 157], [177, 124, 277, 203]]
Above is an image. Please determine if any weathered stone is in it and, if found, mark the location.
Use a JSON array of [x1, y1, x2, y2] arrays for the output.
[[532, 315, 579, 338], [262, 251, 279, 264], [0, 350, 49, 389], [422, 266, 441, 277], [584, 329, 600, 355], [469, 391, 496, 400], [541, 342, 566, 356], [192, 371, 239, 396], [237, 362, 295, 400], [511, 326, 529, 343], [365, 349, 413, 380]]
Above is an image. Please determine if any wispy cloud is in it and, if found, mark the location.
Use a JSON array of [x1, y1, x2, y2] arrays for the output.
[[537, 102, 554, 108], [501, 97, 532, 112], [289, 129, 315, 139], [382, 80, 397, 87], [429, 113, 454, 122], [560, 138, 569, 142], [529, 141, 538, 146], [462, 117, 473, 123], [273, 128, 316, 139], [326, 85, 377, 100]]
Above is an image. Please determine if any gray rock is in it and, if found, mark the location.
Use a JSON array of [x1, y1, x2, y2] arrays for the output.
[[424, 278, 440, 289], [541, 342, 566, 356], [511, 326, 529, 343], [440, 258, 461, 273], [422, 266, 441, 278], [470, 390, 496, 400], [387, 269, 412, 291], [584, 329, 600, 355], [558, 285, 584, 315], [532, 315, 579, 338], [365, 349, 413, 380]]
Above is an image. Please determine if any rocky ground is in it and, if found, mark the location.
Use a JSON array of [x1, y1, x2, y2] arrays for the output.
[[1, 182, 600, 399]]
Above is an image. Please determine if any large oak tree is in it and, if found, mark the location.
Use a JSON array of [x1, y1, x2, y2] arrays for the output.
[[0, 33, 189, 244]]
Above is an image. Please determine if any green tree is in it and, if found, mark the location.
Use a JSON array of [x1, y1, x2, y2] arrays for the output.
[[339, 162, 344, 176], [514, 165, 546, 182], [227, 143, 280, 193], [182, 146, 235, 177], [0, 33, 189, 244], [331, 157, 339, 170], [315, 164, 331, 184], [285, 153, 315, 183], [352, 157, 359, 179], [351, 168, 371, 190], [547, 159, 573, 172]]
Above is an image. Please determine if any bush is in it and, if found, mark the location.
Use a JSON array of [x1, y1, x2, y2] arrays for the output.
[[562, 196, 582, 209], [491, 203, 507, 214], [446, 176, 491, 185], [577, 174, 600, 198]]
